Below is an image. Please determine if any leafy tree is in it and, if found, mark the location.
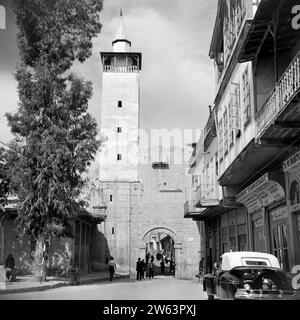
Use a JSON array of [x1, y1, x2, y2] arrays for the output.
[[6, 0, 103, 280], [0, 148, 10, 212]]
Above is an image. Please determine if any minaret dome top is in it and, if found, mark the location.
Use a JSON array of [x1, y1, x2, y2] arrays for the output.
[[112, 9, 131, 52]]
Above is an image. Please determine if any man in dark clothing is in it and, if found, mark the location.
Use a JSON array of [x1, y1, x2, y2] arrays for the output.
[[136, 258, 142, 281], [148, 259, 154, 279], [146, 253, 150, 264], [5, 254, 15, 281], [108, 257, 116, 281], [141, 259, 146, 279], [160, 260, 165, 274]]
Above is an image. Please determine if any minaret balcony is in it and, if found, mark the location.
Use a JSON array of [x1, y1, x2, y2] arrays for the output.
[[103, 65, 139, 73]]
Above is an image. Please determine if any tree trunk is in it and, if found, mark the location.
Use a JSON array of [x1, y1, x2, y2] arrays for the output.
[[33, 236, 46, 282]]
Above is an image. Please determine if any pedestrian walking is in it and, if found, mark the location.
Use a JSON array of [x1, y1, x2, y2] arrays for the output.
[[141, 259, 146, 279], [198, 257, 205, 282], [160, 259, 165, 274], [108, 256, 117, 281], [148, 259, 154, 279], [146, 253, 150, 265], [136, 258, 142, 281], [5, 253, 15, 281]]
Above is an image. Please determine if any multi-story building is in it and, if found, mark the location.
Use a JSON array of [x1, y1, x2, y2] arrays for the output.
[[185, 0, 300, 274], [235, 0, 300, 272]]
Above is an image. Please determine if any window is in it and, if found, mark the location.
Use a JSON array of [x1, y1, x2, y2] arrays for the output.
[[223, 16, 231, 64], [117, 127, 122, 133], [229, 0, 237, 43], [117, 154, 122, 161], [230, 82, 241, 140], [223, 108, 228, 155], [242, 67, 251, 126], [218, 119, 224, 162], [118, 100, 122, 108], [110, 195, 113, 202], [112, 227, 115, 235], [290, 180, 300, 205], [243, 260, 268, 266]]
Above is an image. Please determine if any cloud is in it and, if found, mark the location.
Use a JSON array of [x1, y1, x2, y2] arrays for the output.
[[0, 0, 218, 144]]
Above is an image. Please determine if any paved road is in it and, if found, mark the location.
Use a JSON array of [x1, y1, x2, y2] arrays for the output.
[[0, 276, 208, 300]]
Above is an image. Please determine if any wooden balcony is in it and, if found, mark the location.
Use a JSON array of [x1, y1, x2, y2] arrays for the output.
[[203, 111, 217, 152], [103, 65, 139, 73], [256, 51, 300, 142], [184, 200, 205, 219], [195, 184, 219, 208]]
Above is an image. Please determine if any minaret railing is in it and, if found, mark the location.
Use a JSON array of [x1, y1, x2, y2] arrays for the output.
[[103, 65, 139, 73]]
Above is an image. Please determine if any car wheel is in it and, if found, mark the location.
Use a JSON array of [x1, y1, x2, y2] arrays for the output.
[[207, 295, 214, 300]]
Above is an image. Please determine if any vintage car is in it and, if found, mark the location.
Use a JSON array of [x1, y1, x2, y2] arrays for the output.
[[203, 251, 298, 300]]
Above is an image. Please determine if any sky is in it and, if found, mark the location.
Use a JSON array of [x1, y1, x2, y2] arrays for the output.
[[0, 0, 217, 144]]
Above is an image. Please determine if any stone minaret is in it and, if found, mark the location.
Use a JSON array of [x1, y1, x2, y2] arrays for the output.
[[97, 11, 142, 273], [99, 10, 142, 181]]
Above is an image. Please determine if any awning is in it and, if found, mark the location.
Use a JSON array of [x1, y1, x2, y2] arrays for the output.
[[192, 204, 231, 222], [239, 0, 300, 62], [283, 150, 300, 180], [236, 172, 285, 213]]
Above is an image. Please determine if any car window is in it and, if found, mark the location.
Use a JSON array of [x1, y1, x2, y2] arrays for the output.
[[241, 258, 270, 267]]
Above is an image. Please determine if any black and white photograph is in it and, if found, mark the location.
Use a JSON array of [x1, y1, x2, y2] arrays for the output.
[[1, 0, 300, 313]]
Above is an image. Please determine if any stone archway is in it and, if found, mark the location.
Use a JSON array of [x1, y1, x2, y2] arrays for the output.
[[138, 226, 183, 278]]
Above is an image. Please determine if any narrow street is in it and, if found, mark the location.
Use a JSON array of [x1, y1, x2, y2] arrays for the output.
[[0, 276, 207, 300]]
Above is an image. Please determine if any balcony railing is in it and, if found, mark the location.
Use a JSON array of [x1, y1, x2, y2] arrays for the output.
[[184, 200, 203, 216], [256, 51, 300, 138], [195, 184, 219, 207], [103, 65, 139, 73]]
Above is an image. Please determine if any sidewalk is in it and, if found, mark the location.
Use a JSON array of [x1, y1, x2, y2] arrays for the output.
[[0, 271, 129, 295]]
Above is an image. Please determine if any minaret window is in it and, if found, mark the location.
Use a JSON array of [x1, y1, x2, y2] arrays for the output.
[[117, 154, 122, 161], [110, 195, 113, 202], [118, 100, 122, 108], [117, 127, 122, 133]]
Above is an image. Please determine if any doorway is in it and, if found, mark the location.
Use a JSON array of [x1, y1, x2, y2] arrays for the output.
[[144, 231, 176, 276], [271, 223, 291, 272]]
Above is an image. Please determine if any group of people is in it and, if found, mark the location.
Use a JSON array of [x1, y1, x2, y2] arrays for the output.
[[136, 253, 155, 280], [159, 258, 175, 274]]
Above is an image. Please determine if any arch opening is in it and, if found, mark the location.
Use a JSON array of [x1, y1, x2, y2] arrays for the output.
[[142, 227, 179, 277]]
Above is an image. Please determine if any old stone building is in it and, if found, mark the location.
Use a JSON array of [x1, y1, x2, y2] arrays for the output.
[[185, 0, 300, 275], [94, 12, 201, 279]]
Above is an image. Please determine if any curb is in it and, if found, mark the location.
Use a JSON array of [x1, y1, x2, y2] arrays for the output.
[[0, 274, 130, 295], [0, 281, 69, 295]]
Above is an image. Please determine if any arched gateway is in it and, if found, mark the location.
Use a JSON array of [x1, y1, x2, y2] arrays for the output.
[[138, 226, 183, 278]]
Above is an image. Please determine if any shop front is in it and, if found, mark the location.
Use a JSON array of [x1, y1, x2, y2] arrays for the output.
[[236, 172, 288, 268], [283, 150, 300, 268], [204, 206, 249, 273], [220, 207, 248, 253], [268, 206, 290, 272]]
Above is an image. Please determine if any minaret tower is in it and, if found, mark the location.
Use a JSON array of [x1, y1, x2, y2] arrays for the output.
[[97, 11, 142, 273], [99, 10, 142, 181]]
